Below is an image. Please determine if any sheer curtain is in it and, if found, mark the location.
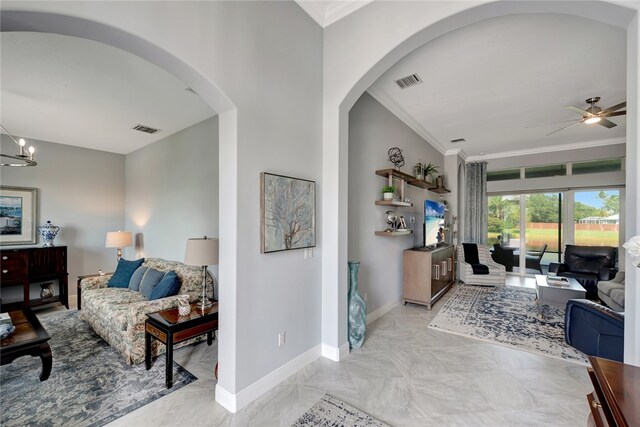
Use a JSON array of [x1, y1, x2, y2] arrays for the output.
[[464, 161, 488, 244]]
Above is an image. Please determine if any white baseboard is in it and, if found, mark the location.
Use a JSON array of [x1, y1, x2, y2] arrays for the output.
[[215, 344, 321, 413], [321, 342, 350, 361], [366, 298, 401, 325]]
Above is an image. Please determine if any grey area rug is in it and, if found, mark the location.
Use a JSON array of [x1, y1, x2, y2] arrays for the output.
[[293, 394, 389, 427], [429, 285, 588, 364], [0, 311, 196, 427]]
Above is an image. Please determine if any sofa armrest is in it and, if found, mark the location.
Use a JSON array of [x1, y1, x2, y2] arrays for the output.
[[80, 274, 112, 291], [126, 295, 183, 332]]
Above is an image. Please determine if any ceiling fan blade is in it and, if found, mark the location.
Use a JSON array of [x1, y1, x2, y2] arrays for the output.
[[525, 119, 579, 128], [546, 119, 585, 136], [565, 105, 591, 116], [603, 111, 626, 117], [601, 101, 626, 114], [597, 118, 617, 129]]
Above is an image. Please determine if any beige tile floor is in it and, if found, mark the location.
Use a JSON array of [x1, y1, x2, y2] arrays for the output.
[[84, 275, 593, 426]]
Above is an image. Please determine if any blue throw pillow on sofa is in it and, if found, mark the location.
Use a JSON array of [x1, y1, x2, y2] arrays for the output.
[[149, 271, 181, 300], [128, 266, 148, 291], [108, 258, 144, 288], [139, 268, 165, 299]]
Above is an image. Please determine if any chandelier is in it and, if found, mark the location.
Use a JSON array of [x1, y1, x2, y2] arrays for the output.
[[0, 124, 37, 167]]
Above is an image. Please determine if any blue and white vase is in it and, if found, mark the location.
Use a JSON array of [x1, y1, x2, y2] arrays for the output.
[[38, 221, 60, 247], [348, 261, 366, 349]]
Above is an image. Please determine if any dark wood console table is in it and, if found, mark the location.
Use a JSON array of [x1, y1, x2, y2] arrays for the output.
[[587, 356, 640, 427], [1, 246, 68, 311]]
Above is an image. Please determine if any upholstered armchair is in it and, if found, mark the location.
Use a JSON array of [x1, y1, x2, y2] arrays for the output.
[[549, 245, 617, 300], [597, 271, 625, 311], [457, 244, 506, 286], [564, 299, 624, 362]]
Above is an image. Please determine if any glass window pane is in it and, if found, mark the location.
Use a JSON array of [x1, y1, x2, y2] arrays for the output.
[[487, 169, 520, 181], [574, 190, 620, 247], [525, 193, 562, 266], [524, 164, 566, 178], [572, 158, 622, 175], [487, 195, 521, 246]]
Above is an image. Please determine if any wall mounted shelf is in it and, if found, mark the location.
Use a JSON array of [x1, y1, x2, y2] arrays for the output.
[[375, 230, 413, 237], [375, 168, 450, 194], [375, 200, 413, 207]]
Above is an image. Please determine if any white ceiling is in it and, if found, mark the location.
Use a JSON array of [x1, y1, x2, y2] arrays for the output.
[[1, 32, 215, 154], [368, 13, 627, 159]]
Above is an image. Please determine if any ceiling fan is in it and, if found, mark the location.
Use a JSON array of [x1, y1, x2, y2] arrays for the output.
[[546, 97, 626, 136]]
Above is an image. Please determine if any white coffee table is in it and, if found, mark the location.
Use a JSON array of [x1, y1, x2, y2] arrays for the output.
[[534, 274, 586, 316]]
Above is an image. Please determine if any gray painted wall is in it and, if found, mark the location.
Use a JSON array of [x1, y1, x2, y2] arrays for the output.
[[348, 93, 444, 315], [0, 135, 125, 303], [125, 116, 219, 277]]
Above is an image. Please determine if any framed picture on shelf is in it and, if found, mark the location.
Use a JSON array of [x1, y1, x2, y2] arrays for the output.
[[260, 172, 316, 253], [0, 186, 38, 246]]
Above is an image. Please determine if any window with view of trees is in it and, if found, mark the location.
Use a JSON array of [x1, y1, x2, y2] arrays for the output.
[[574, 190, 619, 247]]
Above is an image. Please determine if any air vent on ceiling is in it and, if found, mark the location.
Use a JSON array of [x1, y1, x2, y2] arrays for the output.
[[395, 73, 423, 89], [131, 124, 160, 134], [450, 138, 466, 144]]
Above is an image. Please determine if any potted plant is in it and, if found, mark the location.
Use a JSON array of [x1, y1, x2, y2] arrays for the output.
[[423, 163, 439, 182], [382, 185, 396, 200]]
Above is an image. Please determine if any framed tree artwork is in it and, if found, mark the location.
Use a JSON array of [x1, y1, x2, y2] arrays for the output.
[[0, 186, 38, 246], [260, 172, 316, 253]]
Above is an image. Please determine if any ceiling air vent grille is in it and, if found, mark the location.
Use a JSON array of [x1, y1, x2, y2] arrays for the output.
[[395, 73, 423, 89], [132, 124, 160, 134], [450, 138, 466, 144]]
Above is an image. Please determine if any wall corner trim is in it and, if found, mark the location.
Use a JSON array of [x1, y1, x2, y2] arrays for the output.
[[366, 298, 402, 325], [216, 344, 322, 413], [321, 342, 350, 361]]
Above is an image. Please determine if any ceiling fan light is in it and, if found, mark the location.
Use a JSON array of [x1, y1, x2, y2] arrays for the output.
[[585, 116, 601, 124]]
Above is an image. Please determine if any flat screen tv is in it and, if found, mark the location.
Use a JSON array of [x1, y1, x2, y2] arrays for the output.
[[424, 199, 446, 247]]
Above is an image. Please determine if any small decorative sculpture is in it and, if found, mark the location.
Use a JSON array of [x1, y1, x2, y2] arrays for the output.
[[385, 210, 398, 232], [38, 221, 60, 247], [387, 147, 405, 169], [40, 283, 54, 299], [347, 261, 366, 348]]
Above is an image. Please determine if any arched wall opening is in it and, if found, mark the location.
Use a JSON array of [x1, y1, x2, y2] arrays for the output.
[[0, 10, 240, 393], [325, 0, 639, 364]]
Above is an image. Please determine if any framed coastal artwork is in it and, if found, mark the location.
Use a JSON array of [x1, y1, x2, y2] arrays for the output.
[[260, 173, 316, 253], [0, 186, 38, 246]]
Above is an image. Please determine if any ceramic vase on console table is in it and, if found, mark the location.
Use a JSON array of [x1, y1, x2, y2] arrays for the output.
[[37, 221, 60, 247], [348, 261, 366, 349]]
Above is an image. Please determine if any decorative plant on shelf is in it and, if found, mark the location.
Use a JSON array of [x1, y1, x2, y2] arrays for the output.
[[423, 163, 439, 181], [382, 185, 396, 201]]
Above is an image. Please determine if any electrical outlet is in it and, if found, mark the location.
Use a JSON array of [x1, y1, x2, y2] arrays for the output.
[[304, 248, 313, 259], [409, 216, 416, 224], [278, 331, 286, 347]]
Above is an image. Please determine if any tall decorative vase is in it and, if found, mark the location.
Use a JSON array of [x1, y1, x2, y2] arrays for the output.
[[348, 261, 366, 349]]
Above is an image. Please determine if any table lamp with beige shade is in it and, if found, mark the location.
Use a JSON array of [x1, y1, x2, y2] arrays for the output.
[[184, 236, 218, 309], [105, 231, 133, 261]]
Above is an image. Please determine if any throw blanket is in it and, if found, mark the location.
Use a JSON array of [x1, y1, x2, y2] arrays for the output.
[[462, 243, 489, 275]]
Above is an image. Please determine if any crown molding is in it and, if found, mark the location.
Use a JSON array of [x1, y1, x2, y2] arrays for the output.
[[295, 0, 373, 28], [465, 137, 626, 161], [366, 86, 448, 154]]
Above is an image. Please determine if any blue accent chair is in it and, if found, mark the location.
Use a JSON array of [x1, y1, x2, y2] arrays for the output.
[[564, 299, 624, 362]]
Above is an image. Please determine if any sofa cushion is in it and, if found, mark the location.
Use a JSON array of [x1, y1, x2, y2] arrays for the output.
[[139, 268, 165, 299], [128, 266, 148, 291], [108, 258, 145, 288], [150, 271, 181, 300], [563, 245, 616, 276], [82, 288, 146, 331]]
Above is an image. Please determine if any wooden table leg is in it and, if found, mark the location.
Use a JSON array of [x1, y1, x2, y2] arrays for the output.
[[145, 328, 152, 370], [207, 330, 213, 346], [39, 343, 52, 381], [165, 334, 173, 388]]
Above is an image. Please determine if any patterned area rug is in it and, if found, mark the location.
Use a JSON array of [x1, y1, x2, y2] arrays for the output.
[[429, 285, 588, 364], [293, 394, 389, 427], [0, 311, 196, 427]]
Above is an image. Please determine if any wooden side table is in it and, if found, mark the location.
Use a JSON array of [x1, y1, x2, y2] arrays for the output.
[[145, 302, 218, 388]]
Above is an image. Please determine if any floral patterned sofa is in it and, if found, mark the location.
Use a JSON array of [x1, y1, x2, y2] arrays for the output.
[[79, 258, 214, 364]]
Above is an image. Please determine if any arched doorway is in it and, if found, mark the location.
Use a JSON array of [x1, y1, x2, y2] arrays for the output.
[[1, 9, 240, 398], [323, 1, 638, 364]]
